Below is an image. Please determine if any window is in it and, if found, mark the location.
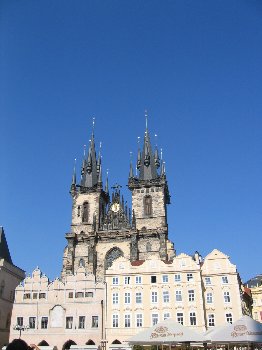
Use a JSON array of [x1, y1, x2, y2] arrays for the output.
[[29, 317, 36, 329], [174, 274, 181, 282], [163, 312, 170, 320], [162, 275, 168, 283], [163, 291, 170, 303], [152, 313, 159, 326], [222, 276, 229, 284], [77, 205, 81, 217], [226, 313, 233, 324], [112, 277, 119, 285], [208, 314, 215, 327], [66, 316, 73, 329], [23, 293, 31, 299], [188, 290, 195, 302], [85, 292, 93, 298], [33, 293, 38, 299], [17, 317, 23, 326], [177, 313, 184, 325], [79, 258, 85, 267], [92, 316, 99, 328], [68, 292, 73, 298], [175, 290, 182, 302], [206, 293, 213, 304], [39, 293, 46, 299], [144, 195, 152, 216], [135, 276, 142, 284], [224, 291, 231, 303], [151, 291, 158, 303], [136, 314, 143, 327], [125, 276, 131, 285], [0, 280, 5, 297], [136, 292, 142, 304], [151, 276, 157, 283], [113, 293, 119, 305], [205, 277, 211, 285], [78, 316, 85, 329], [75, 292, 84, 298], [125, 314, 131, 328], [82, 202, 89, 222], [125, 292, 131, 304], [112, 314, 119, 328], [190, 312, 196, 326], [41, 317, 48, 329], [146, 242, 152, 252], [187, 273, 193, 282]]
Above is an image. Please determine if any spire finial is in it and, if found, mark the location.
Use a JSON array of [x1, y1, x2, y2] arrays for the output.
[[160, 148, 163, 160], [92, 117, 95, 135], [83, 144, 86, 157], [145, 109, 148, 131], [155, 133, 158, 148]]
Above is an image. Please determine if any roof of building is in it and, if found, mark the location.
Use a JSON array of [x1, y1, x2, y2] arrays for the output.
[[0, 227, 13, 264], [245, 275, 262, 288]]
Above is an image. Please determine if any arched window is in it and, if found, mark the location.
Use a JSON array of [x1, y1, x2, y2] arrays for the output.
[[0, 280, 5, 298], [79, 258, 85, 267], [82, 202, 89, 222], [62, 340, 77, 350], [105, 247, 124, 269], [38, 341, 49, 346], [86, 340, 95, 345], [146, 242, 151, 252], [144, 195, 152, 216]]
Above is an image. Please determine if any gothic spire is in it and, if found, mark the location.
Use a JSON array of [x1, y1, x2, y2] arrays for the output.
[[80, 127, 98, 189], [70, 158, 77, 195], [138, 112, 158, 181], [105, 169, 109, 193], [129, 152, 134, 179]]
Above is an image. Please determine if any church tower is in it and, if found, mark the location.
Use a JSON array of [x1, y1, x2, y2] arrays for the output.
[[62, 127, 110, 278], [128, 114, 172, 260]]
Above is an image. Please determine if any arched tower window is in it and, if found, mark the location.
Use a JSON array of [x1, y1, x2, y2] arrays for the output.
[[79, 258, 85, 267], [0, 280, 5, 297], [146, 242, 151, 252], [82, 202, 89, 222], [144, 195, 152, 216]]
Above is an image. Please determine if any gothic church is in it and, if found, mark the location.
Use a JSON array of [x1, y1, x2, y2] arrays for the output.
[[62, 123, 175, 280]]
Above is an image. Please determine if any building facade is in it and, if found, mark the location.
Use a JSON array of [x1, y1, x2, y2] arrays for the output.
[[9, 123, 247, 349], [246, 275, 262, 322], [0, 227, 25, 348]]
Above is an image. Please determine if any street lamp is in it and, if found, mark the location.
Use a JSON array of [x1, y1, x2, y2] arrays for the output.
[[13, 324, 29, 338]]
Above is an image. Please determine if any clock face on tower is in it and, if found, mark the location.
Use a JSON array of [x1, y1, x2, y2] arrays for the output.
[[111, 203, 120, 213]]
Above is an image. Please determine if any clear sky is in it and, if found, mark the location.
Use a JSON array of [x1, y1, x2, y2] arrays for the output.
[[1, 0, 261, 283]]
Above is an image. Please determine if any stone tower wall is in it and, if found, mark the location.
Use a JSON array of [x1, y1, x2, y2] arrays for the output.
[[132, 186, 166, 230]]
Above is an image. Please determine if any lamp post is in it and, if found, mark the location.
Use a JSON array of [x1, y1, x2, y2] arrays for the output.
[[13, 324, 29, 338]]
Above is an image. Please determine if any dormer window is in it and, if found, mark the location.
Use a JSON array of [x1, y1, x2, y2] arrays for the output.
[[82, 202, 89, 222], [144, 195, 152, 216]]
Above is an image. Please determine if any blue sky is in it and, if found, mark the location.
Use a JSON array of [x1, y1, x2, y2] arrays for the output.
[[1, 0, 261, 282]]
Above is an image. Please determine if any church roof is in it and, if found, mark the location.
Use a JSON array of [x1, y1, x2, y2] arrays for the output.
[[0, 227, 13, 264]]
